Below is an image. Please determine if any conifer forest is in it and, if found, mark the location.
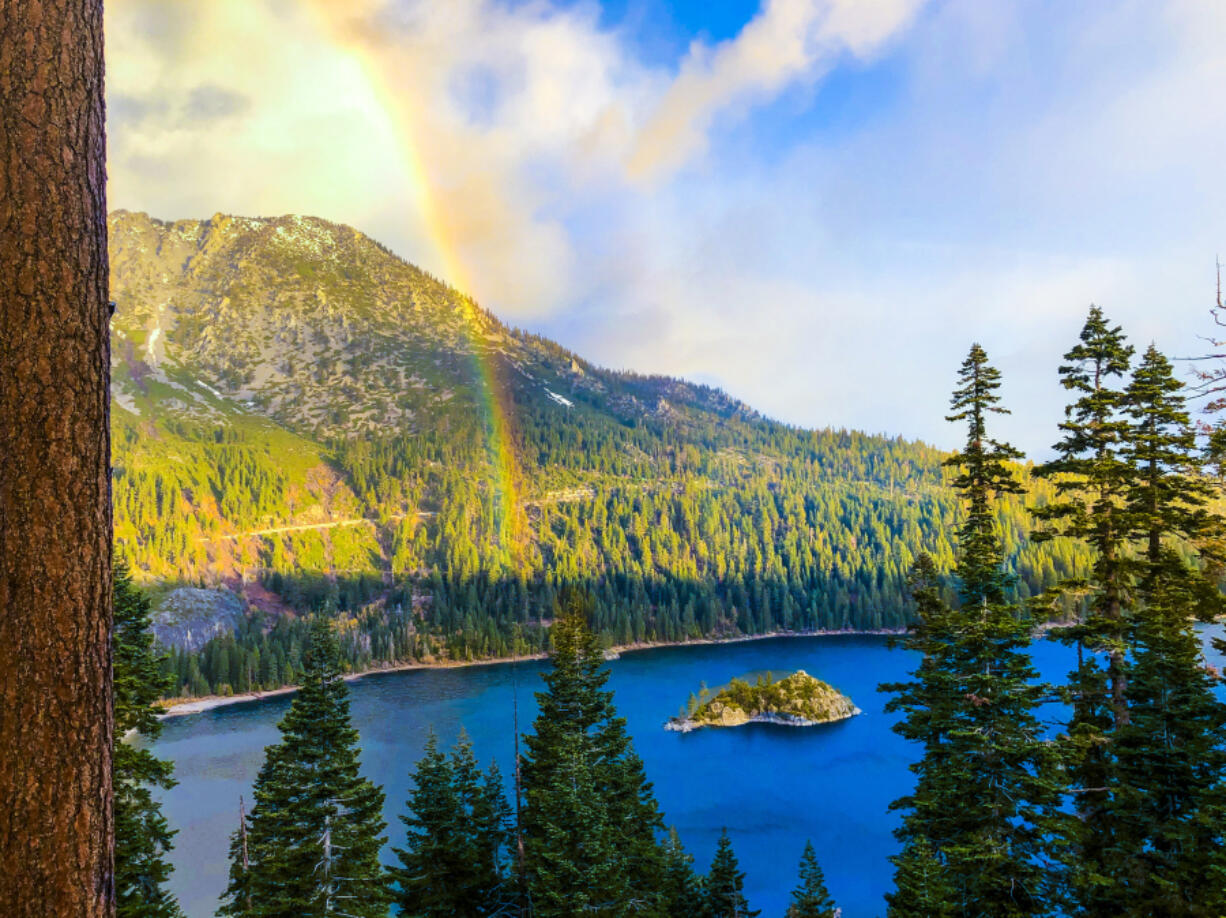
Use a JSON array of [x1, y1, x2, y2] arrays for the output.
[[111, 306, 1226, 916], [3, 5, 1225, 917]]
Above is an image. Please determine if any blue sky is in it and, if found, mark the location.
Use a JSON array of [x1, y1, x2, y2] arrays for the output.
[[106, 0, 1226, 456]]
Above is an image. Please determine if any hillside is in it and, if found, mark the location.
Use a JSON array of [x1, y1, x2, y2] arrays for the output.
[[107, 211, 1086, 697]]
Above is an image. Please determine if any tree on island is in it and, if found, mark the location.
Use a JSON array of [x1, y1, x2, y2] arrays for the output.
[[701, 830, 759, 918], [785, 842, 837, 918], [883, 344, 1058, 915], [0, 2, 113, 914], [219, 617, 389, 917], [113, 563, 183, 918], [393, 731, 512, 916], [520, 591, 668, 916]]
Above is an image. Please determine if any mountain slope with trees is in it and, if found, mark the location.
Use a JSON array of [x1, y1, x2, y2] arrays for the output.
[[107, 211, 1089, 696]]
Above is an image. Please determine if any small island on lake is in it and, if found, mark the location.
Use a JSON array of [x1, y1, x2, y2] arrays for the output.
[[666, 669, 859, 733]]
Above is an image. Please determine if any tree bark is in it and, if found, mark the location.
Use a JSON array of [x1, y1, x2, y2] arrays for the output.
[[0, 1, 113, 915]]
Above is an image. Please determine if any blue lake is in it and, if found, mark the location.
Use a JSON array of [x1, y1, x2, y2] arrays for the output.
[[152, 629, 1226, 917]]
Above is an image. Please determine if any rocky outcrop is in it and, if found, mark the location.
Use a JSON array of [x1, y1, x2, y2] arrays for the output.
[[151, 587, 246, 652], [667, 669, 857, 732]]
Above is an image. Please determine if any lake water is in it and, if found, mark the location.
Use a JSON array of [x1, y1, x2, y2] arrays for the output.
[[152, 629, 1226, 918]]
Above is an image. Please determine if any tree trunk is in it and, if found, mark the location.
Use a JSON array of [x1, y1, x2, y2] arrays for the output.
[[0, 1, 113, 915]]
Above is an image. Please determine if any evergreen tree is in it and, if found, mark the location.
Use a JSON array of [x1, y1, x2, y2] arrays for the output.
[[659, 828, 702, 917], [113, 562, 184, 918], [886, 838, 956, 918], [701, 830, 758, 918], [393, 733, 461, 916], [520, 591, 667, 916], [1034, 307, 1135, 913], [881, 554, 962, 848], [393, 731, 512, 917], [473, 759, 514, 912], [1108, 345, 1226, 915], [784, 842, 837, 918], [883, 345, 1057, 915], [1035, 306, 1135, 715], [1123, 345, 1215, 573], [219, 617, 388, 917]]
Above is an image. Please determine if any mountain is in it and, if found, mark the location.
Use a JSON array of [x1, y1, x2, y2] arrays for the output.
[[107, 211, 1085, 697]]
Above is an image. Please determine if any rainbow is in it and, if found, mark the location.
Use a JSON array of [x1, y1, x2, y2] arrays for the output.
[[303, 1, 520, 552]]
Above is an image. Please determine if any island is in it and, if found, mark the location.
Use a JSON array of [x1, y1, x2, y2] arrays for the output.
[[666, 670, 858, 732]]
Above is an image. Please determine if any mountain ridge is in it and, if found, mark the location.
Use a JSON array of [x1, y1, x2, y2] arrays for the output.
[[106, 209, 1084, 696], [109, 209, 761, 443]]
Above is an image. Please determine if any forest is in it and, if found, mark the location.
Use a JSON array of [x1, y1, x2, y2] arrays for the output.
[[101, 209, 1099, 699], [117, 389, 1093, 697], [110, 306, 1226, 917], [7, 6, 1225, 917]]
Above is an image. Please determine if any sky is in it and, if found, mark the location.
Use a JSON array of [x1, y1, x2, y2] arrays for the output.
[[106, 0, 1226, 456]]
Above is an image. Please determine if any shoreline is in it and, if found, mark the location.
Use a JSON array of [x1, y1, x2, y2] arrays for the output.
[[160, 627, 905, 718], [665, 707, 864, 733]]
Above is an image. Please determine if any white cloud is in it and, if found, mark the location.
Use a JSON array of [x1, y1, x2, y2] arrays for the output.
[[106, 0, 1226, 453], [625, 0, 924, 181], [539, 0, 1226, 456], [107, 0, 924, 316]]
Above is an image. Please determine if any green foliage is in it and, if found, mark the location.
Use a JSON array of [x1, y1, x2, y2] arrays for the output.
[[108, 209, 1094, 697], [882, 345, 1059, 916], [111, 212, 1226, 917], [1030, 317, 1226, 915], [886, 838, 956, 918], [1104, 344, 1226, 915], [138, 407, 1093, 698], [1036, 306, 1136, 715], [392, 731, 512, 917], [785, 842, 837, 918], [681, 670, 854, 726], [113, 562, 184, 918], [701, 830, 759, 918], [219, 618, 389, 917], [1029, 308, 1138, 913], [520, 593, 668, 916], [659, 828, 703, 917]]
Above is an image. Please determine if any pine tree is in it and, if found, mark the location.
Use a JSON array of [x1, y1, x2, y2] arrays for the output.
[[659, 828, 702, 917], [785, 842, 837, 918], [520, 591, 667, 916], [881, 554, 962, 849], [1108, 345, 1226, 915], [883, 345, 1057, 915], [887, 838, 956, 918], [219, 617, 389, 917], [113, 562, 184, 918], [393, 731, 512, 917], [472, 758, 514, 913], [1035, 305, 1135, 715], [393, 733, 461, 916], [1123, 345, 1215, 574], [701, 830, 758, 918], [1034, 307, 1135, 913]]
